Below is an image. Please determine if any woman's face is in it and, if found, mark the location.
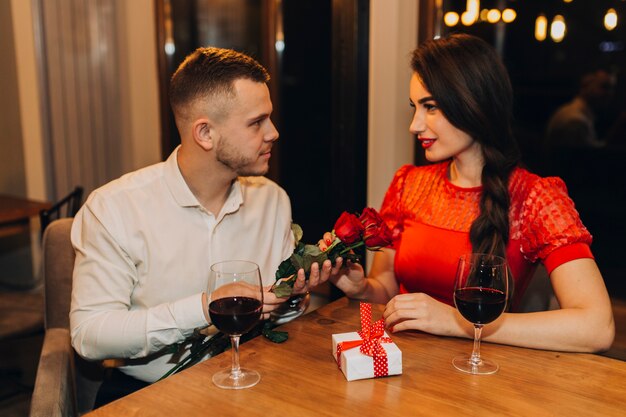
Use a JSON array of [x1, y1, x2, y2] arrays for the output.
[[409, 73, 481, 164]]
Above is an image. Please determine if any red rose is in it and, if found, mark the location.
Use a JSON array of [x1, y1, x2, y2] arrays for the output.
[[359, 207, 383, 229], [362, 223, 393, 248], [333, 212, 365, 244], [359, 208, 393, 248]]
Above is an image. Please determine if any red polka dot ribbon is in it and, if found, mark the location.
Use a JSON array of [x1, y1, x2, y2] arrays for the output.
[[336, 303, 392, 377]]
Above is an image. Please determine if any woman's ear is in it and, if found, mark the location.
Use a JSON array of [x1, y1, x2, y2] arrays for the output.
[[191, 118, 215, 151]]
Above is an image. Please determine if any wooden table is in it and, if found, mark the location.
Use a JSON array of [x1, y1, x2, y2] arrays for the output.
[[87, 297, 626, 416], [0, 194, 51, 238]]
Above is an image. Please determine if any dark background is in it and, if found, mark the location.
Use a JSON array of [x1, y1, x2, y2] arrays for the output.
[[155, 0, 626, 298]]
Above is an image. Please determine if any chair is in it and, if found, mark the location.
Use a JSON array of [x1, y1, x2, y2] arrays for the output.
[[39, 186, 84, 235], [29, 218, 103, 417], [0, 287, 44, 401], [0, 187, 85, 398]]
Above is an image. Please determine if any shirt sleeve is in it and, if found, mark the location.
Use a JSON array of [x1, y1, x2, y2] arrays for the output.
[[279, 189, 296, 262], [519, 176, 593, 273], [380, 165, 413, 249], [69, 197, 208, 361]]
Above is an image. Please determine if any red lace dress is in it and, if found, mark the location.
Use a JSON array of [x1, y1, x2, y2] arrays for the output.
[[379, 162, 593, 310]]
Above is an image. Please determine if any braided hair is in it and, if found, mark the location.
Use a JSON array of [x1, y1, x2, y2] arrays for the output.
[[411, 33, 521, 257]]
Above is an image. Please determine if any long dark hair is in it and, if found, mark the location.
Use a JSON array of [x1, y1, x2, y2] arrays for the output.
[[411, 33, 521, 257]]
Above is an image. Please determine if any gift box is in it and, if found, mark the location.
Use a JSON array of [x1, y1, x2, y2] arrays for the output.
[[331, 303, 402, 381]]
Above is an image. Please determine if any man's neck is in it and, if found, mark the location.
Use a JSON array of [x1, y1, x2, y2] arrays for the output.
[[177, 146, 236, 215]]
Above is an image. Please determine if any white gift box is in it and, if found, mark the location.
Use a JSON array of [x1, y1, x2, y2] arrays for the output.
[[331, 331, 402, 381]]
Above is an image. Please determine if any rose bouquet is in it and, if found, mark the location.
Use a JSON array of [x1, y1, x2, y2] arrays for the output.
[[160, 207, 393, 380], [271, 207, 394, 298]]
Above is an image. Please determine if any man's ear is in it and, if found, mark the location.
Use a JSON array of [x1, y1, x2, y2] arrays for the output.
[[191, 118, 215, 151]]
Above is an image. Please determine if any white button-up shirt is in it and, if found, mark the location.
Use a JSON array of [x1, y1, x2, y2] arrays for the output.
[[70, 147, 294, 382]]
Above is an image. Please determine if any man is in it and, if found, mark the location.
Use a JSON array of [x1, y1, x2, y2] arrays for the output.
[[545, 69, 616, 150], [70, 47, 294, 403]]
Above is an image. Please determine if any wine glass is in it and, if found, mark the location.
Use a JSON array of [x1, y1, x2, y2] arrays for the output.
[[208, 260, 263, 389], [453, 253, 508, 375]]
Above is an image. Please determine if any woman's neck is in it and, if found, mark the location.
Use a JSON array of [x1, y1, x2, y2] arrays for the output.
[[448, 157, 483, 188]]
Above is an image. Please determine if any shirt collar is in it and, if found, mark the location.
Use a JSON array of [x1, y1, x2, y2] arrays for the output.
[[221, 180, 244, 217], [164, 146, 244, 214], [164, 146, 200, 207]]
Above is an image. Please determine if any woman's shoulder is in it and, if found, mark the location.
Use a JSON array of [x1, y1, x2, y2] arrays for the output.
[[510, 167, 592, 264], [382, 162, 448, 213], [509, 167, 569, 202], [393, 162, 447, 184]]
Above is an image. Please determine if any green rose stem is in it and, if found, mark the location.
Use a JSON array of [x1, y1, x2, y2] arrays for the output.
[[271, 240, 366, 298], [339, 241, 365, 255], [159, 321, 287, 381]]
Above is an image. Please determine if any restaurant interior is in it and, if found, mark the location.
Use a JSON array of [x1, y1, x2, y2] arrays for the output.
[[1, 0, 625, 415]]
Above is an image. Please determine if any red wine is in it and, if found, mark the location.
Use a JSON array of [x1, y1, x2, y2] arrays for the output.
[[209, 296, 262, 335], [454, 287, 506, 325]]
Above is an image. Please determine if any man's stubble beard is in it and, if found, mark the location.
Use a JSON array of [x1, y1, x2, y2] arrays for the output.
[[215, 138, 268, 177]]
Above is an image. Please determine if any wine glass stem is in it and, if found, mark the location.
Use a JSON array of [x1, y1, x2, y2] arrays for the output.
[[229, 335, 242, 379], [470, 324, 484, 367]]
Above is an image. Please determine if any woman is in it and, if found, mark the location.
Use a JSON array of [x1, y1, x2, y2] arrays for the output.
[[299, 33, 614, 353]]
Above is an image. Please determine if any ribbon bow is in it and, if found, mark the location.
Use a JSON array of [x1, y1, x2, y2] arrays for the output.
[[336, 303, 392, 377]]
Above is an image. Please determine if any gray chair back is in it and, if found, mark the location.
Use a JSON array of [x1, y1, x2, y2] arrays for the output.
[[30, 218, 103, 417], [42, 218, 76, 329]]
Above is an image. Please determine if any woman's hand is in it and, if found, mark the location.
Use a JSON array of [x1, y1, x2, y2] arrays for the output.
[[383, 293, 468, 338]]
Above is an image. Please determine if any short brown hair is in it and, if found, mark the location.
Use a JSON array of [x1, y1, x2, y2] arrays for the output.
[[169, 47, 269, 121]]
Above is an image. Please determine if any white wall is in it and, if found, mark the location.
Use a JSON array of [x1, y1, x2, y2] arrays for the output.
[[367, 0, 418, 270], [367, 0, 418, 210], [10, 0, 47, 201], [1, 0, 28, 198], [117, 0, 162, 172]]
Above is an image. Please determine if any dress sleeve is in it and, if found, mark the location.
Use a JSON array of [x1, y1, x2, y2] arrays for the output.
[[519, 176, 593, 272], [380, 165, 413, 248]]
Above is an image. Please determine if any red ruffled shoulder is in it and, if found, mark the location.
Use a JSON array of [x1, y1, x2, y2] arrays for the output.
[[379, 163, 448, 247], [516, 175, 592, 263], [379, 165, 413, 246]]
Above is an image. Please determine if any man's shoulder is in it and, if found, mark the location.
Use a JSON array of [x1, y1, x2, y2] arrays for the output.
[[549, 99, 589, 126], [88, 161, 167, 203], [238, 176, 284, 192], [237, 176, 290, 205]]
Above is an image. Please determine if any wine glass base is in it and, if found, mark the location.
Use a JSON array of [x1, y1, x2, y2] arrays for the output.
[[212, 368, 260, 389], [270, 293, 311, 325], [452, 355, 499, 375]]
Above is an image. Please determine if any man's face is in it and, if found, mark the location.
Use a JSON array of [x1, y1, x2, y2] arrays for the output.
[[213, 79, 279, 176]]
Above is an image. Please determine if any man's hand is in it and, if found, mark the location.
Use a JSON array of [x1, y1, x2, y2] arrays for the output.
[[262, 285, 289, 320]]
